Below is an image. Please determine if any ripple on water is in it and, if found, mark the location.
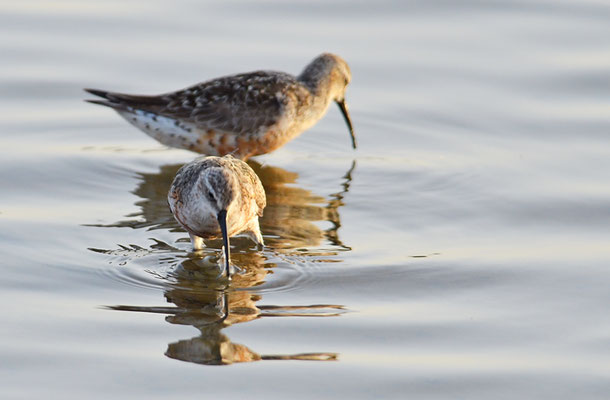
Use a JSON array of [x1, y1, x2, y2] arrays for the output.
[[88, 237, 349, 298]]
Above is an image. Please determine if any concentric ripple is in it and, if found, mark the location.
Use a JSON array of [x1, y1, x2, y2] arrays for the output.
[[90, 237, 350, 297]]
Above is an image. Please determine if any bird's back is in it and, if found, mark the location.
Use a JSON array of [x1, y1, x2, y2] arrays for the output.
[[161, 71, 302, 134], [222, 157, 266, 217]]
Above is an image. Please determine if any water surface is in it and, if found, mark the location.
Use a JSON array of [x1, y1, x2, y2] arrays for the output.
[[1, 1, 610, 399]]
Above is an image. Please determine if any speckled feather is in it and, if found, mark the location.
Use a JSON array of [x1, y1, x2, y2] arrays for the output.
[[85, 53, 353, 159]]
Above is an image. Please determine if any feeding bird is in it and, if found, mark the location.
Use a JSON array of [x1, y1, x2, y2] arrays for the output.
[[167, 155, 266, 277], [85, 53, 355, 160]]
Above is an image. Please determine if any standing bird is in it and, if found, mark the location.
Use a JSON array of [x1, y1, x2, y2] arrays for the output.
[[85, 53, 355, 159], [167, 155, 266, 277]]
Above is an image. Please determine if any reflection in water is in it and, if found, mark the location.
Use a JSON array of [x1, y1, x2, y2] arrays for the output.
[[90, 159, 355, 365], [87, 159, 355, 253], [106, 254, 343, 365], [251, 160, 355, 251]]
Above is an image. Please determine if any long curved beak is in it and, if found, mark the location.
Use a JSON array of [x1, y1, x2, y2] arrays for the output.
[[336, 99, 356, 149], [217, 209, 231, 278]]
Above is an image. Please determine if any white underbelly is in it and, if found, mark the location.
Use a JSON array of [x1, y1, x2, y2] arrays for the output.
[[118, 109, 200, 149]]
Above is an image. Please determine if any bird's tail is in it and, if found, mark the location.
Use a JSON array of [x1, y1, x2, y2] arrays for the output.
[[84, 88, 164, 110], [84, 88, 120, 108]]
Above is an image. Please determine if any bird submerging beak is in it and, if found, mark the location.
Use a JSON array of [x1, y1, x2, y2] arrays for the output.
[[168, 155, 266, 280], [336, 98, 356, 149], [216, 209, 231, 278]]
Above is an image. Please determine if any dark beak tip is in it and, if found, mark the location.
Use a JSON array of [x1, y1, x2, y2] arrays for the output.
[[336, 100, 356, 150]]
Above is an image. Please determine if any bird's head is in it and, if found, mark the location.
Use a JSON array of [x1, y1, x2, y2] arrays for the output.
[[299, 53, 356, 149], [201, 167, 236, 214]]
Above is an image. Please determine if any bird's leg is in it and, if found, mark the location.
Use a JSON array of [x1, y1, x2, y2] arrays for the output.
[[245, 221, 265, 250], [189, 233, 205, 250]]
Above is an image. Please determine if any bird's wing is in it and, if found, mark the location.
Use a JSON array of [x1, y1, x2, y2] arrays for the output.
[[88, 71, 301, 136], [225, 157, 267, 216], [166, 71, 300, 135]]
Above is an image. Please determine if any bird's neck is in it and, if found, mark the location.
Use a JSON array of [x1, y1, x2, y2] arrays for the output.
[[298, 66, 333, 101]]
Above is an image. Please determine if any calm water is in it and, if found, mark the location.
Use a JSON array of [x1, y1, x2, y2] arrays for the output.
[[2, 1, 610, 398]]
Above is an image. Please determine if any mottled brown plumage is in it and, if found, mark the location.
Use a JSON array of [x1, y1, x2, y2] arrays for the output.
[[168, 155, 266, 277], [85, 53, 355, 159]]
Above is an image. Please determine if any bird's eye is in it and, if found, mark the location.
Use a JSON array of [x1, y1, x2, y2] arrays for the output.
[[206, 191, 216, 202]]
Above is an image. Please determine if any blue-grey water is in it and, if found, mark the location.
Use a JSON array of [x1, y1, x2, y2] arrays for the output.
[[1, 1, 610, 399]]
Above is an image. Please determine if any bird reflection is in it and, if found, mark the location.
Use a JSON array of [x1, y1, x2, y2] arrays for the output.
[[88, 159, 355, 253], [107, 253, 343, 365], [252, 161, 353, 251]]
